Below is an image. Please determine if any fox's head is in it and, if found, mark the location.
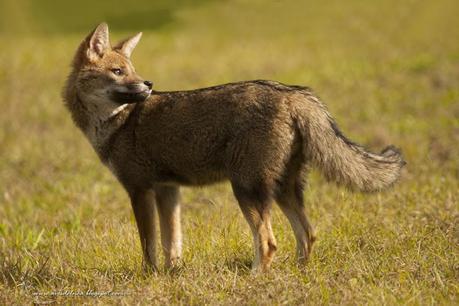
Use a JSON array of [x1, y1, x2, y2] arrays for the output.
[[68, 23, 152, 113]]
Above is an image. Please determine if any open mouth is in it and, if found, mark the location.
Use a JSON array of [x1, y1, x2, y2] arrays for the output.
[[112, 89, 152, 103]]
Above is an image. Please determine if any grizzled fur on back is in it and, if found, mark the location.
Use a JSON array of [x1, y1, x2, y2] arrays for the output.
[[63, 23, 405, 271]]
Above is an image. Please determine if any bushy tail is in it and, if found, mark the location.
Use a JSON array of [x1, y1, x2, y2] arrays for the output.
[[294, 92, 405, 192]]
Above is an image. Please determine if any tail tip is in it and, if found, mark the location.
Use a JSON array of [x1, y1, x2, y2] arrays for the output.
[[381, 145, 406, 166]]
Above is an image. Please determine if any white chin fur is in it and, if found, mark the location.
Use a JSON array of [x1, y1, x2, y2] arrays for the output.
[[110, 103, 129, 117], [115, 84, 150, 94]]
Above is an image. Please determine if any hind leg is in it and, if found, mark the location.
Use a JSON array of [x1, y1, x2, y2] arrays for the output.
[[276, 176, 316, 264], [231, 182, 277, 272]]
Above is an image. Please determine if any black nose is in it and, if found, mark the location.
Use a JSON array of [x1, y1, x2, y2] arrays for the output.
[[144, 80, 153, 89]]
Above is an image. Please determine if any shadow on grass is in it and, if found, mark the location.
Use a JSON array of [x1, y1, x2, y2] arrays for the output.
[[223, 257, 252, 274]]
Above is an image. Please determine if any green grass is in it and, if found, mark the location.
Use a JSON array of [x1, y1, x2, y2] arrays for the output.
[[1, 0, 458, 304]]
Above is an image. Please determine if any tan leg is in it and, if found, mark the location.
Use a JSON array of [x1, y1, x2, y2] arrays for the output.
[[130, 189, 157, 271], [276, 180, 315, 264], [155, 185, 182, 268], [241, 204, 277, 271], [232, 183, 277, 272]]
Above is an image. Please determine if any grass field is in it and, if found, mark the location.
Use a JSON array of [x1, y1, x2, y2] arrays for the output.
[[1, 0, 458, 304]]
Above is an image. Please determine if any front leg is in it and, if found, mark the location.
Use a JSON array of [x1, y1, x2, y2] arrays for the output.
[[130, 189, 157, 271], [155, 185, 182, 269]]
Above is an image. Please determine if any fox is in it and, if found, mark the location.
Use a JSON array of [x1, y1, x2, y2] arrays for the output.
[[63, 23, 405, 272]]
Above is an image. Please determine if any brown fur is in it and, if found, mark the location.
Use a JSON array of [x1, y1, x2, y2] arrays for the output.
[[63, 23, 405, 272]]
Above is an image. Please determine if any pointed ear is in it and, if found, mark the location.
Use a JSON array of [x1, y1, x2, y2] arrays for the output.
[[114, 32, 142, 58], [87, 23, 110, 60]]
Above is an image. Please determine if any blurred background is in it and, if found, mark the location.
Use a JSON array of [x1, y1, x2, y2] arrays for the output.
[[1, 0, 457, 190], [0, 0, 458, 303]]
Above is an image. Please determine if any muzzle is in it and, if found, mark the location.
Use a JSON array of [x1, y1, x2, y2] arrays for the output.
[[111, 81, 153, 103]]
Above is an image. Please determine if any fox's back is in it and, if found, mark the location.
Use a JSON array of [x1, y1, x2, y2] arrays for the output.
[[142, 80, 303, 130]]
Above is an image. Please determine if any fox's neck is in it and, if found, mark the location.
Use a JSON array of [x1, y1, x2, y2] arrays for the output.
[[65, 87, 134, 156], [86, 99, 135, 153], [85, 100, 123, 139]]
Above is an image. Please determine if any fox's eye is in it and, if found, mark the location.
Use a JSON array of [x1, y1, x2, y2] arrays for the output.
[[111, 68, 123, 76]]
